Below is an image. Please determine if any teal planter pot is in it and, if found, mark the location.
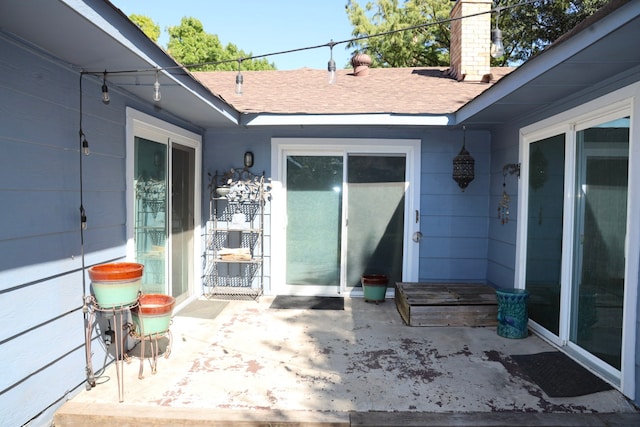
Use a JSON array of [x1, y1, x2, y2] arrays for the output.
[[496, 288, 529, 339], [362, 274, 388, 304], [132, 293, 175, 336], [88, 262, 143, 308]]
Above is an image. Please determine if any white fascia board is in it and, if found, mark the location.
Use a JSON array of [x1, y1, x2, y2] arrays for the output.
[[243, 113, 452, 127], [456, 1, 640, 124]]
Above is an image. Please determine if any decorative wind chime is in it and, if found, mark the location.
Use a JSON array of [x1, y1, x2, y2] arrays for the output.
[[499, 163, 520, 224]]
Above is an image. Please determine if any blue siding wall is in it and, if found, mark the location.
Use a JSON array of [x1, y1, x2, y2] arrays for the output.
[[0, 32, 125, 426], [203, 126, 491, 287], [0, 31, 200, 426]]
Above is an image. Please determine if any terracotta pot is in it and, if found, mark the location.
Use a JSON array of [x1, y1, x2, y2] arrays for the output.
[[88, 262, 144, 281], [135, 293, 176, 315], [361, 274, 388, 286]]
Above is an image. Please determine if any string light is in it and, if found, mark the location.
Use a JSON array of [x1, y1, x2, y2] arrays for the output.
[[81, 133, 90, 156], [101, 70, 110, 104], [491, 7, 505, 58], [82, 0, 536, 99], [153, 68, 161, 102], [235, 59, 244, 95], [327, 40, 336, 84]]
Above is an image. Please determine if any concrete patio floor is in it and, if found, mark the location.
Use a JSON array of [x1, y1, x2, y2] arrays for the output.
[[55, 296, 640, 426]]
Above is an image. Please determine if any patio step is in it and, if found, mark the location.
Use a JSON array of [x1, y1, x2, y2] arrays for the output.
[[53, 401, 350, 426], [54, 402, 640, 427]]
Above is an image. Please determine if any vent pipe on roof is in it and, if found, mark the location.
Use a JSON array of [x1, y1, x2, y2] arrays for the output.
[[351, 53, 372, 76]]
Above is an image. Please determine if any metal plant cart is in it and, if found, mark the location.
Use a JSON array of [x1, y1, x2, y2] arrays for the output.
[[204, 168, 267, 299]]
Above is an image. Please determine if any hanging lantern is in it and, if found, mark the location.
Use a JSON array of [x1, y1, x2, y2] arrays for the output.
[[452, 127, 474, 191]]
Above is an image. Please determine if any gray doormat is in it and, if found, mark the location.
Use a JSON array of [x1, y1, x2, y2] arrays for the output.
[[176, 299, 228, 319], [511, 351, 613, 397], [270, 296, 344, 310]]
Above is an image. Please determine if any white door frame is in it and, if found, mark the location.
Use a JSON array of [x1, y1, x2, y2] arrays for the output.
[[270, 138, 421, 296], [125, 108, 202, 310]]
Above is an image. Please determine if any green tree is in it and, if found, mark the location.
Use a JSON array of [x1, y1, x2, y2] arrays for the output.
[[129, 14, 161, 42], [345, 0, 610, 67], [345, 0, 452, 67], [167, 17, 275, 71], [497, 0, 610, 65]]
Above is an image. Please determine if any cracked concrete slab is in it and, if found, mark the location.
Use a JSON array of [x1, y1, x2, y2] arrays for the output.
[[65, 297, 637, 417]]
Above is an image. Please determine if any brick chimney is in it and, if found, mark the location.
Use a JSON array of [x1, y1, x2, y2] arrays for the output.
[[449, 0, 492, 82]]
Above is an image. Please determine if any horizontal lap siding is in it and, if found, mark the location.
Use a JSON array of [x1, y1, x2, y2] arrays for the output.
[[0, 33, 127, 425], [419, 130, 490, 283]]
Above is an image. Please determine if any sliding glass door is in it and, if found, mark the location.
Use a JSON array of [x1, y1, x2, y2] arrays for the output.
[[273, 139, 420, 296], [128, 109, 201, 303], [571, 119, 629, 370], [522, 111, 631, 387]]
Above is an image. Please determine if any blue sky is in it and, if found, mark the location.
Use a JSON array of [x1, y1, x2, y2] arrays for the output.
[[110, 0, 360, 70]]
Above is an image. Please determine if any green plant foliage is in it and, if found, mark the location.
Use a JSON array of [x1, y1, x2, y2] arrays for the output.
[[130, 14, 161, 42], [167, 17, 276, 71], [346, 0, 452, 67], [495, 0, 610, 65]]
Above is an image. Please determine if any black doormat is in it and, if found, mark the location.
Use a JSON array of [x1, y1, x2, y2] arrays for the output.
[[270, 295, 344, 310], [511, 351, 613, 397]]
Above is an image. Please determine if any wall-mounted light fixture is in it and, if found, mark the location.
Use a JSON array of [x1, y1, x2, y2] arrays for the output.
[[244, 151, 254, 168], [452, 126, 474, 191]]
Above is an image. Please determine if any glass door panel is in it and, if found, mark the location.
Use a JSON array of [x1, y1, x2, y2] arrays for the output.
[[171, 144, 195, 304], [346, 155, 406, 288], [134, 137, 167, 294], [571, 118, 629, 370], [286, 155, 343, 287], [525, 134, 565, 335]]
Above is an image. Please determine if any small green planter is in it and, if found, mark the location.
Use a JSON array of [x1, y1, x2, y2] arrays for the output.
[[362, 274, 388, 304]]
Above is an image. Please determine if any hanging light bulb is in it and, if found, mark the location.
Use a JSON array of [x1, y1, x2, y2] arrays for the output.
[[81, 133, 90, 156], [491, 28, 504, 58], [491, 9, 505, 58], [101, 71, 110, 104], [327, 41, 337, 84], [80, 205, 87, 230], [153, 69, 161, 102], [235, 59, 244, 95]]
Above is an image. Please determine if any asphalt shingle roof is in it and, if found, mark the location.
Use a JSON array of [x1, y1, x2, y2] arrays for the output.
[[194, 67, 514, 116]]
